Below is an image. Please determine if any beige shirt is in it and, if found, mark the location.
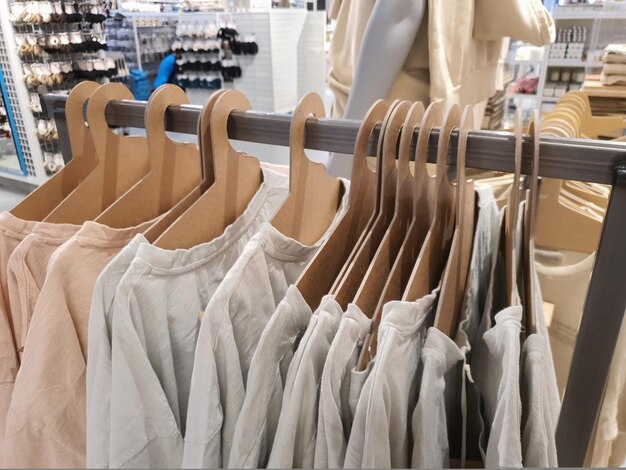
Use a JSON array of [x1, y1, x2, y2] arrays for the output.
[[228, 286, 313, 469], [106, 169, 289, 469], [267, 296, 343, 469], [7, 221, 80, 360], [0, 212, 37, 458], [344, 293, 437, 469], [328, 0, 553, 117], [314, 304, 371, 469], [86, 234, 147, 468], [184, 181, 349, 469], [3, 219, 154, 468]]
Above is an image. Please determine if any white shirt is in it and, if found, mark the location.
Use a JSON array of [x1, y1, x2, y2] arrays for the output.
[[473, 306, 524, 468], [521, 261, 560, 467], [411, 327, 465, 469], [314, 304, 371, 469], [267, 295, 343, 468], [343, 292, 437, 469], [106, 168, 289, 468], [86, 234, 147, 468], [184, 182, 349, 469], [227, 286, 312, 468], [411, 188, 499, 468]]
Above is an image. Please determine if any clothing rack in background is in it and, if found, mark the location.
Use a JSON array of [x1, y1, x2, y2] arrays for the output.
[[43, 93, 626, 468]]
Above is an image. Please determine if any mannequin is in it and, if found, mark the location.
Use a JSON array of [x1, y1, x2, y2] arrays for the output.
[[328, 0, 425, 177], [343, 0, 425, 121]]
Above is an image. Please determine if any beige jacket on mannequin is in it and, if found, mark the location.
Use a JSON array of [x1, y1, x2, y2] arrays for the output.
[[328, 0, 555, 118]]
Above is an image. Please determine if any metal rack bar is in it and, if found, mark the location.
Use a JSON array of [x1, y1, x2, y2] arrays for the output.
[[43, 93, 626, 467], [43, 94, 626, 184]]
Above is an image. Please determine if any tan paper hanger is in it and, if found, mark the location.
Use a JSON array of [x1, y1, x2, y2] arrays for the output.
[[296, 100, 391, 310], [402, 104, 461, 302], [504, 110, 524, 306], [351, 102, 425, 319], [522, 111, 540, 336], [11, 81, 100, 221], [534, 98, 604, 253], [328, 101, 401, 296], [95, 85, 201, 228], [433, 105, 476, 337], [44, 83, 151, 224], [375, 101, 444, 313], [154, 89, 262, 249], [353, 102, 429, 370], [271, 92, 342, 245], [142, 89, 229, 242], [333, 101, 412, 309]]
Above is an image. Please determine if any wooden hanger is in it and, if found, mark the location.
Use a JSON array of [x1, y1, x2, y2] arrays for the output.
[[522, 111, 539, 336], [142, 89, 229, 242], [271, 93, 342, 245], [352, 102, 427, 371], [44, 83, 151, 224], [328, 101, 401, 295], [402, 104, 461, 302], [534, 99, 604, 254], [351, 102, 425, 318], [333, 101, 412, 309], [295, 99, 391, 310], [154, 89, 262, 249], [433, 105, 476, 337], [95, 85, 201, 228], [10, 81, 100, 221], [504, 110, 524, 307]]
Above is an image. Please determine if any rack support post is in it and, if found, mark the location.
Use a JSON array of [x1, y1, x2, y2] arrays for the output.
[[556, 163, 626, 466]]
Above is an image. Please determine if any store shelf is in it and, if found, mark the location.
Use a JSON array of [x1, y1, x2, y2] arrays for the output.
[[547, 58, 587, 67], [553, 6, 626, 20], [541, 96, 560, 103], [511, 59, 544, 66], [553, 7, 604, 20]]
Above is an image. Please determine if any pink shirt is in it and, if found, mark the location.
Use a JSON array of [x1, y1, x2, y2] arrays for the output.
[[0, 212, 37, 459], [3, 219, 154, 468]]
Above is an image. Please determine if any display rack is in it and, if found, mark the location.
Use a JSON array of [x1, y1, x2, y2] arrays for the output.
[[43, 92, 626, 468], [106, 12, 178, 93], [538, 2, 626, 111]]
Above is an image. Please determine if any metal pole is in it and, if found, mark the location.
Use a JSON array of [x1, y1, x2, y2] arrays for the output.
[[556, 163, 626, 466]]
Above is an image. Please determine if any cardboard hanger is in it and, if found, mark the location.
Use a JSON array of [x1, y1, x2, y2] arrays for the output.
[[534, 99, 604, 253], [11, 81, 100, 221], [353, 102, 429, 371], [351, 102, 425, 319], [328, 101, 401, 295], [374, 101, 444, 313], [402, 104, 460, 302], [44, 83, 150, 224], [154, 89, 262, 249], [504, 110, 524, 307], [95, 85, 201, 228], [142, 89, 229, 242], [522, 111, 540, 336], [433, 106, 476, 337], [333, 101, 412, 309], [271, 92, 343, 245], [295, 99, 391, 310]]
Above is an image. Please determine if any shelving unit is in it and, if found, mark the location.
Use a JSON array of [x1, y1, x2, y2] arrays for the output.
[[538, 2, 626, 112]]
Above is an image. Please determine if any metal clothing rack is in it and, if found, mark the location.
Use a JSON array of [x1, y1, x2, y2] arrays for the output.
[[43, 93, 626, 468]]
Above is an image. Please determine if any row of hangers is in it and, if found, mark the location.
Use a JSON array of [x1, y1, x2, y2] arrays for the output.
[[533, 91, 620, 255], [11, 81, 541, 355]]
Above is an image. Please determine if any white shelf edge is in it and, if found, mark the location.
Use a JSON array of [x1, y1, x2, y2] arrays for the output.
[[541, 96, 560, 103]]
